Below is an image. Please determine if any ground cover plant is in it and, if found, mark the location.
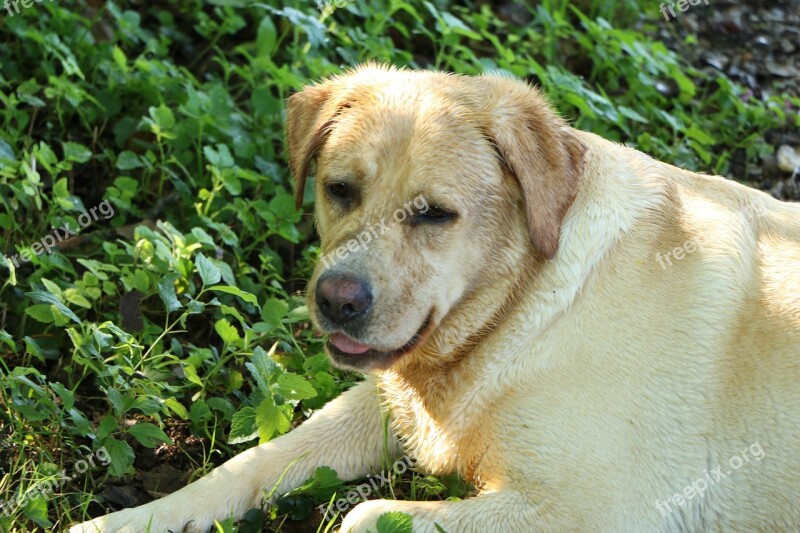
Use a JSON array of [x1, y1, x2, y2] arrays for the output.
[[0, 0, 797, 531]]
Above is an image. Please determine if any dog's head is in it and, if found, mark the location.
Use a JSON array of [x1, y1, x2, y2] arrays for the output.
[[287, 65, 585, 372]]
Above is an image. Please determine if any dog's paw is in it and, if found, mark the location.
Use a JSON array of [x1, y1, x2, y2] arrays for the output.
[[339, 500, 404, 533], [69, 509, 139, 533], [69, 515, 107, 533], [69, 505, 217, 533], [68, 473, 260, 533]]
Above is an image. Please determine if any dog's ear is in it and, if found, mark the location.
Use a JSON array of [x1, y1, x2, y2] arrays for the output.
[[478, 76, 586, 259], [286, 84, 337, 210]]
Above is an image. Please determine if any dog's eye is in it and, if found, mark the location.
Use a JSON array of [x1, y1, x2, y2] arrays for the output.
[[326, 182, 352, 201], [415, 205, 457, 224]]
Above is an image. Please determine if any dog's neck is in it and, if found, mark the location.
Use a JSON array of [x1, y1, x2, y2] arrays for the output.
[[373, 244, 540, 477]]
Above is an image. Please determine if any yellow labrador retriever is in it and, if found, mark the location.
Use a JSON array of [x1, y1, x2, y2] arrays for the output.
[[74, 65, 800, 532]]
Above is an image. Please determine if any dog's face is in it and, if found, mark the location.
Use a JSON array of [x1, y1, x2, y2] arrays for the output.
[[286, 65, 584, 371]]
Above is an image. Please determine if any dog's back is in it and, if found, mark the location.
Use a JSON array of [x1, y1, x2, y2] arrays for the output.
[[508, 135, 800, 531]]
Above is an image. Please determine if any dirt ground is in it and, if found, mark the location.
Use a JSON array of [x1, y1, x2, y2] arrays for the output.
[[653, 0, 800, 199]]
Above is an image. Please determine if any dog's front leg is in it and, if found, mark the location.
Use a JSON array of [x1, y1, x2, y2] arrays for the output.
[[71, 379, 397, 533], [340, 491, 557, 533]]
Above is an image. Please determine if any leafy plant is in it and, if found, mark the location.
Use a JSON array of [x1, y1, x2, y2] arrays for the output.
[[0, 0, 794, 531]]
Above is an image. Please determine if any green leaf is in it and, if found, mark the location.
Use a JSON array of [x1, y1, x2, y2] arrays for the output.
[[214, 318, 241, 345], [50, 382, 75, 410], [263, 7, 327, 47], [157, 274, 183, 312], [286, 465, 344, 500], [104, 437, 135, 477], [106, 387, 127, 416], [134, 398, 162, 417], [195, 253, 221, 286], [218, 168, 242, 195], [187, 299, 206, 315], [151, 104, 176, 129], [673, 71, 697, 102], [25, 304, 55, 324], [564, 92, 597, 118], [96, 415, 117, 441], [190, 399, 212, 424], [11, 403, 48, 421], [53, 177, 69, 199], [204, 144, 234, 168], [274, 373, 317, 401], [68, 407, 91, 435], [261, 298, 288, 327], [114, 176, 139, 196], [182, 363, 204, 387], [618, 106, 649, 124], [63, 142, 92, 163], [64, 290, 92, 309], [219, 304, 245, 324], [41, 278, 63, 296], [35, 142, 57, 168], [0, 138, 15, 162], [684, 125, 716, 145], [440, 11, 481, 39], [132, 269, 150, 292], [246, 346, 279, 396], [112, 45, 127, 69], [23, 490, 51, 528], [314, 465, 341, 487], [268, 193, 296, 220], [0, 330, 15, 351], [689, 140, 712, 165], [256, 16, 277, 57], [255, 395, 291, 443], [376, 512, 414, 533], [210, 285, 259, 307], [26, 291, 81, 323], [116, 151, 143, 170], [228, 406, 258, 444], [128, 422, 173, 448]]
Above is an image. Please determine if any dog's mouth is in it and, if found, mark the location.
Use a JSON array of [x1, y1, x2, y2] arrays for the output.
[[325, 311, 434, 371]]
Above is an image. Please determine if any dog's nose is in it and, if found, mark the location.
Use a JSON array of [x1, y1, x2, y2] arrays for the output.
[[315, 273, 373, 325]]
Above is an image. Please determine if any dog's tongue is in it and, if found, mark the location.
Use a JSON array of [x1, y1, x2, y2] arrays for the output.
[[329, 333, 371, 355]]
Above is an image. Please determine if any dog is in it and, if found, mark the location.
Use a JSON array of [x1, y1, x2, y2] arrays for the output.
[[72, 64, 800, 532]]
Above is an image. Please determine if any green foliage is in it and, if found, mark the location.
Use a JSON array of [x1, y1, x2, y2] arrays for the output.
[[0, 0, 794, 531], [375, 512, 414, 533]]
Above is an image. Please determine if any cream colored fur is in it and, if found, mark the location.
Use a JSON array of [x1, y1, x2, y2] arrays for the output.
[[72, 65, 800, 533]]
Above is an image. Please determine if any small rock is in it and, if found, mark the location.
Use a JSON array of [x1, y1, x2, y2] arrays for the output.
[[704, 52, 729, 70], [776, 145, 800, 173], [766, 58, 799, 78], [754, 35, 770, 47], [780, 38, 797, 54], [655, 80, 676, 97]]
